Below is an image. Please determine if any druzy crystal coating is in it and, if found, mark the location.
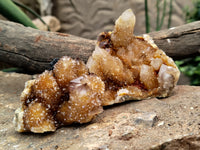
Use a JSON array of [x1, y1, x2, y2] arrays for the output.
[[14, 9, 180, 133]]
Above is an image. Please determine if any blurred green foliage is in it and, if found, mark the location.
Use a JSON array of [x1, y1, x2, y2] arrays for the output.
[[176, 0, 200, 85], [0, 0, 37, 29], [145, 0, 173, 33], [176, 56, 200, 85], [185, 0, 200, 23], [0, 0, 49, 30]]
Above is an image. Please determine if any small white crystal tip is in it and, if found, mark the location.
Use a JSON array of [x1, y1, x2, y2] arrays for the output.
[[120, 9, 135, 21]]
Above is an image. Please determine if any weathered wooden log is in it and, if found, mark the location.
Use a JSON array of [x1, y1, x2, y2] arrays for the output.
[[148, 21, 200, 59], [0, 20, 95, 73], [0, 20, 200, 73]]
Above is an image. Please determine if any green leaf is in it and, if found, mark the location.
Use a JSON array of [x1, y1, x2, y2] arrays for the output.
[[195, 56, 200, 62], [0, 0, 37, 29]]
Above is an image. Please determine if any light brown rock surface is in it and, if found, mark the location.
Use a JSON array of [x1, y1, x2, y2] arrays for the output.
[[0, 71, 200, 150]]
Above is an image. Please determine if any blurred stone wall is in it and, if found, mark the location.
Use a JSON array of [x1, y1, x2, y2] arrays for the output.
[[0, 0, 193, 39], [52, 0, 193, 39]]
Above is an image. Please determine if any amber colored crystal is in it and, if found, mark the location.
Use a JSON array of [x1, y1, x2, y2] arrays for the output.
[[14, 9, 180, 133]]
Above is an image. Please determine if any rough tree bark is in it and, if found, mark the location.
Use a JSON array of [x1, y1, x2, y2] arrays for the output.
[[148, 22, 200, 59], [0, 20, 200, 73]]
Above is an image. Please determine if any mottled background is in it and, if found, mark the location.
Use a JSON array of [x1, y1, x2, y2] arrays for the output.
[[1, 0, 193, 39]]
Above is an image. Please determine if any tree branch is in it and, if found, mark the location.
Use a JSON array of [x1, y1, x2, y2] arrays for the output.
[[0, 20, 199, 73]]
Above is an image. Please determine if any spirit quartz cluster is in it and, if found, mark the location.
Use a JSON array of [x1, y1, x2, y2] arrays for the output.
[[14, 9, 180, 133]]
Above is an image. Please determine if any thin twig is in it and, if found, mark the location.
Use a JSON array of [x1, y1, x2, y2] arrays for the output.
[[168, 0, 173, 28], [145, 0, 150, 33], [159, 0, 167, 30], [156, 0, 161, 31]]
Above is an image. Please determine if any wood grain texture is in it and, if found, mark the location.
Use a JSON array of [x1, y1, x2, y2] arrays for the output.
[[0, 20, 95, 73], [0, 20, 199, 73], [149, 21, 200, 58]]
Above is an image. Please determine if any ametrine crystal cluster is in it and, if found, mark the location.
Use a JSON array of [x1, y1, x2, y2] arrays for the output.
[[14, 9, 180, 133]]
